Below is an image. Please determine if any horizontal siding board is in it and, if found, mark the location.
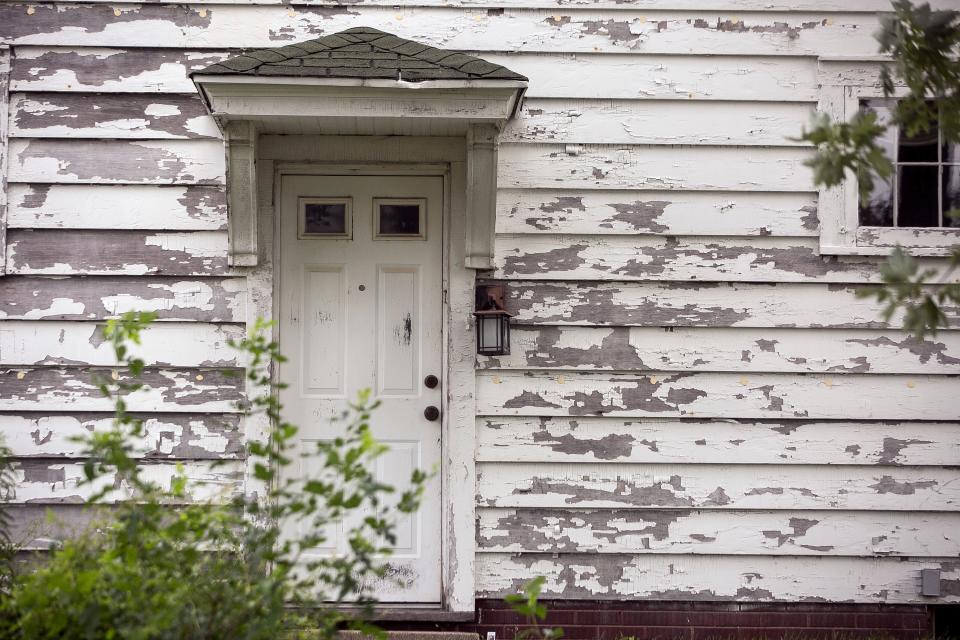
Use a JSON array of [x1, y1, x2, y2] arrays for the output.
[[480, 326, 960, 374], [7, 184, 227, 231], [476, 417, 960, 466], [477, 554, 960, 602], [7, 230, 230, 276], [0, 276, 246, 321], [477, 462, 960, 511], [0, 5, 880, 57], [496, 190, 818, 237], [498, 145, 813, 191], [477, 507, 960, 556], [503, 100, 815, 146], [0, 412, 243, 459], [8, 459, 243, 504], [0, 321, 244, 367], [11, 48, 817, 101], [9, 139, 225, 185], [477, 370, 960, 420], [505, 282, 960, 329], [9, 92, 220, 140], [9, 47, 230, 93], [42, 0, 960, 11], [0, 366, 243, 412], [493, 235, 954, 283], [484, 53, 817, 101], [5, 504, 102, 549]]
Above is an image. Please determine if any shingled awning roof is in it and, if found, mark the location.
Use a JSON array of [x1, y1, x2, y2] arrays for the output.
[[193, 27, 527, 83]]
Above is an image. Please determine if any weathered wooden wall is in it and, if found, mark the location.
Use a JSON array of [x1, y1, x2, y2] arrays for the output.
[[1, 0, 959, 605]]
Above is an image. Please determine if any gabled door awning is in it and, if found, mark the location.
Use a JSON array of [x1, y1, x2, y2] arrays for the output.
[[191, 27, 527, 135], [191, 28, 526, 270]]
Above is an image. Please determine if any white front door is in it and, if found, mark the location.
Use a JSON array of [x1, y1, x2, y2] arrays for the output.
[[279, 172, 443, 603]]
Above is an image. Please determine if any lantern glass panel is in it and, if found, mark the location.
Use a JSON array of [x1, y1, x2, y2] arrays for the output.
[[476, 313, 510, 356]]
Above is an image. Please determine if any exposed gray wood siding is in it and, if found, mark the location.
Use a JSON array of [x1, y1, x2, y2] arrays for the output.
[[1, 1, 958, 604], [1, 47, 9, 277]]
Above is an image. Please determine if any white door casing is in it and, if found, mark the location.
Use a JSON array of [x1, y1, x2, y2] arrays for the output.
[[279, 173, 444, 603]]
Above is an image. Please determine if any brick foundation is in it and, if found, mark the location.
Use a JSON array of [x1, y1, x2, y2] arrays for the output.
[[387, 601, 934, 640]]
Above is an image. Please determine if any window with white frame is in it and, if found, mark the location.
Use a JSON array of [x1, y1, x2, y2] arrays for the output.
[[860, 99, 960, 229], [816, 59, 960, 256]]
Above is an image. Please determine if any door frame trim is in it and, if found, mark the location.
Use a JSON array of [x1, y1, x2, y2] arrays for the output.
[[250, 141, 476, 614]]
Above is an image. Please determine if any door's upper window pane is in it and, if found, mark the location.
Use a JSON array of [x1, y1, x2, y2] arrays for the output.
[[374, 199, 426, 239], [299, 197, 352, 238], [858, 100, 960, 228]]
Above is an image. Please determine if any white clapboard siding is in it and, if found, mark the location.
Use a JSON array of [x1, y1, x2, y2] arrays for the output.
[[505, 281, 959, 329], [0, 321, 244, 367], [498, 145, 813, 191], [481, 327, 960, 374], [503, 100, 815, 146], [9, 459, 243, 504], [476, 417, 960, 466], [49, 0, 960, 11], [496, 190, 818, 237], [9, 93, 220, 140], [494, 235, 958, 284], [484, 53, 818, 101], [0, 4, 881, 57], [6, 230, 231, 276], [477, 462, 960, 511], [477, 370, 960, 420], [10, 47, 818, 101], [0, 367, 243, 412], [9, 47, 231, 93], [0, 413, 243, 459], [476, 508, 960, 556], [9, 139, 225, 185], [477, 554, 960, 602], [0, 276, 247, 322], [7, 184, 227, 231]]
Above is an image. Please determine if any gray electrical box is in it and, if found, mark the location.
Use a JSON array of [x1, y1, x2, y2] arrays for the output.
[[921, 569, 941, 597]]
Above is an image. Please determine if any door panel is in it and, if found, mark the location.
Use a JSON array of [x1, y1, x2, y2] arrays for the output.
[[279, 173, 443, 603], [378, 266, 420, 396], [302, 266, 347, 396]]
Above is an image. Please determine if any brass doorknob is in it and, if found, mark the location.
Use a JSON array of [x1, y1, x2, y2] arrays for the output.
[[424, 406, 440, 421]]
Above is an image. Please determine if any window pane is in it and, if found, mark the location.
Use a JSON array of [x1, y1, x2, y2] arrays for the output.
[[379, 204, 421, 235], [862, 99, 898, 159], [944, 139, 960, 164], [859, 175, 894, 227], [944, 165, 960, 228], [303, 202, 348, 235], [858, 101, 896, 226], [898, 123, 939, 163], [897, 165, 939, 227]]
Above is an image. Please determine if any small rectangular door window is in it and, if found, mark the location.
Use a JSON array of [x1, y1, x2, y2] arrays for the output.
[[299, 197, 352, 238], [374, 198, 426, 239]]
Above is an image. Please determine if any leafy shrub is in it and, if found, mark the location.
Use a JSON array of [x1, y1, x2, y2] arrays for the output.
[[505, 577, 563, 640], [1, 313, 426, 639]]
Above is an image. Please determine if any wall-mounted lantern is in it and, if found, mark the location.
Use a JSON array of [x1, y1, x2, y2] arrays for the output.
[[475, 283, 512, 356]]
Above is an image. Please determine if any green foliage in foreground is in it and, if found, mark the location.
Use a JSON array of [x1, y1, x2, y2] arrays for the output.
[[0, 313, 427, 639], [505, 576, 564, 640], [858, 246, 960, 340]]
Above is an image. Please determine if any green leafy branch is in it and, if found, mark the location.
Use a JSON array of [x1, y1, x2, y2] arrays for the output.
[[505, 577, 564, 640]]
